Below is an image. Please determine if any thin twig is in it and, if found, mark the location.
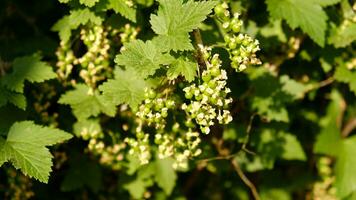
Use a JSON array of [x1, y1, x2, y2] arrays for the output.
[[303, 77, 335, 94], [241, 113, 256, 152], [342, 118, 356, 138], [196, 153, 238, 164], [231, 159, 261, 200]]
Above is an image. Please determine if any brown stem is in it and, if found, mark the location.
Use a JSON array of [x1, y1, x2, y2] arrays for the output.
[[303, 77, 335, 95], [192, 29, 207, 69], [231, 159, 261, 200], [342, 118, 356, 138]]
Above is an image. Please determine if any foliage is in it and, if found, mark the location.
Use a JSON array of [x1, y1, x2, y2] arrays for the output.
[[0, 0, 356, 199]]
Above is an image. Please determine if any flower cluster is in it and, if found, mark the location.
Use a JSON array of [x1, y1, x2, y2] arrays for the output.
[[116, 24, 140, 48], [74, 25, 111, 87], [312, 157, 337, 200], [31, 83, 59, 126], [214, 2, 261, 71], [56, 40, 75, 81], [154, 123, 202, 169], [56, 24, 139, 87], [136, 88, 175, 129], [126, 87, 205, 168], [125, 88, 175, 164], [3, 168, 34, 200], [125, 128, 151, 164], [182, 48, 233, 134], [76, 124, 126, 170]]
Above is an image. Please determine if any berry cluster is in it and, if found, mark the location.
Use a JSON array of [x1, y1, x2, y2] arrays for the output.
[[214, 2, 261, 71], [56, 40, 75, 81], [116, 24, 139, 49], [74, 25, 111, 88], [31, 83, 59, 126], [125, 128, 151, 164], [76, 123, 126, 170], [2, 168, 34, 200], [56, 24, 139, 87], [136, 88, 175, 129], [182, 47, 233, 134], [125, 88, 175, 164], [312, 157, 337, 200]]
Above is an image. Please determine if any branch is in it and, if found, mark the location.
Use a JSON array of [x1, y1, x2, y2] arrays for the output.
[[303, 77, 335, 95], [192, 29, 207, 70], [342, 118, 356, 138], [231, 159, 261, 200]]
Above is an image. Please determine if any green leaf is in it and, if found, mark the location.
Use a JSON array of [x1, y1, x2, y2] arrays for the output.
[[312, 0, 341, 6], [335, 136, 356, 198], [0, 121, 72, 183], [150, 0, 216, 51], [59, 84, 116, 120], [124, 163, 155, 199], [0, 84, 26, 109], [334, 65, 356, 95], [124, 178, 147, 199], [314, 90, 343, 156], [329, 22, 356, 48], [115, 40, 174, 78], [280, 134, 306, 161], [99, 68, 148, 109], [154, 158, 177, 195], [52, 8, 102, 42], [280, 75, 308, 100], [167, 56, 197, 82], [61, 154, 102, 192], [79, 0, 100, 7], [266, 0, 327, 46], [250, 68, 295, 122], [107, 0, 136, 22], [260, 188, 292, 200], [2, 55, 56, 93]]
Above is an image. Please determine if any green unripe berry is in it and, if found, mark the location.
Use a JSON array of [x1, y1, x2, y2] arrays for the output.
[[185, 92, 193, 99], [231, 24, 241, 33], [208, 80, 217, 88], [148, 90, 156, 99], [242, 39, 250, 46], [154, 137, 161, 144], [154, 116, 161, 123], [214, 5, 225, 16], [166, 100, 175, 108], [202, 73, 211, 82], [228, 41, 237, 49], [209, 96, 218, 104], [235, 36, 243, 44], [211, 57, 220, 66], [185, 120, 194, 128], [232, 50, 240, 56], [211, 68, 220, 77], [224, 35, 231, 43], [195, 94, 202, 101], [144, 107, 150, 114], [161, 110, 168, 118], [231, 62, 238, 69], [172, 123, 180, 132], [137, 132, 144, 139], [240, 50, 248, 58]]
